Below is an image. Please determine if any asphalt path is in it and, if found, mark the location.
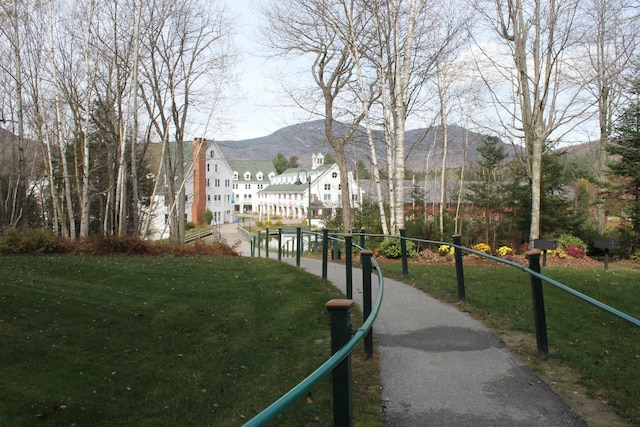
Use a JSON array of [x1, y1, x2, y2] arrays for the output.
[[219, 223, 586, 426]]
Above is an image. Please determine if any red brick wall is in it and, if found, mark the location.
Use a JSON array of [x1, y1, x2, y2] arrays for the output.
[[192, 138, 207, 225]]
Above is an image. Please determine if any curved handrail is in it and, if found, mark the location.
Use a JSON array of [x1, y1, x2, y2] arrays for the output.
[[379, 233, 640, 329], [243, 242, 384, 426], [244, 229, 638, 426]]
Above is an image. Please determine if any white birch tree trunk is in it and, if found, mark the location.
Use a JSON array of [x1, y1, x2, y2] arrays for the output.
[[79, 0, 96, 238]]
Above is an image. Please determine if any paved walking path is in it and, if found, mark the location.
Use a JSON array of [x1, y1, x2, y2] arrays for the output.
[[218, 223, 586, 426]]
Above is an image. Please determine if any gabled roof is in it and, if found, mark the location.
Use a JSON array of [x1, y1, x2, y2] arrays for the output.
[[227, 159, 276, 177], [259, 183, 308, 193], [281, 164, 333, 176]]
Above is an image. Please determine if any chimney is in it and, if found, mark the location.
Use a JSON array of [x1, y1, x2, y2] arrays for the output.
[[192, 138, 207, 225]]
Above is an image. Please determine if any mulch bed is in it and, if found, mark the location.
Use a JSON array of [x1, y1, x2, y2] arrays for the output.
[[410, 249, 608, 269]]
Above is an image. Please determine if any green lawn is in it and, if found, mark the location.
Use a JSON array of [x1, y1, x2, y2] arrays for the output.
[[381, 261, 640, 425], [0, 255, 382, 426]]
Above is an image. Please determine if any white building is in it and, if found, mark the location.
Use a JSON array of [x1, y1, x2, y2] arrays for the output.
[[227, 160, 277, 216], [146, 148, 364, 239], [193, 140, 235, 226], [146, 139, 234, 240], [256, 153, 364, 226]]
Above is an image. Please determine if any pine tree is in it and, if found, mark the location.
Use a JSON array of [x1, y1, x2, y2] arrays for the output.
[[466, 136, 508, 245], [607, 89, 640, 246]]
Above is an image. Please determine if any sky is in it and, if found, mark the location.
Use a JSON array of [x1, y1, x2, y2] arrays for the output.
[[216, 0, 601, 145], [216, 0, 308, 141]]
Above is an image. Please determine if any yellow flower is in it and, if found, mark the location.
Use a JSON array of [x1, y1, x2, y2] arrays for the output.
[[472, 243, 491, 254], [438, 245, 455, 256], [497, 246, 513, 257]]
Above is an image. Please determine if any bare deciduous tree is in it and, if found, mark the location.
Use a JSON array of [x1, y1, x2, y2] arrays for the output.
[[472, 0, 595, 245]]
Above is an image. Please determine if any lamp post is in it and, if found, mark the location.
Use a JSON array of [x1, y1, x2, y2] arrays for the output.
[[295, 170, 312, 229]]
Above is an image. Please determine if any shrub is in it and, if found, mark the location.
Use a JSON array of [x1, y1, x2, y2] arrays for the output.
[[497, 246, 514, 257], [438, 244, 454, 256], [549, 248, 567, 259], [557, 234, 588, 252], [0, 229, 71, 254], [185, 221, 196, 231], [380, 237, 415, 259], [204, 209, 214, 225], [472, 243, 491, 254], [565, 245, 586, 258]]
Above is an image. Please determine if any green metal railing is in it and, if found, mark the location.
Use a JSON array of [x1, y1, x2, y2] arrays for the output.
[[241, 227, 639, 425], [243, 241, 383, 426]]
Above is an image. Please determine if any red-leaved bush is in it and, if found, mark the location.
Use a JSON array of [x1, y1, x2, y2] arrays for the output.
[[565, 245, 585, 258]]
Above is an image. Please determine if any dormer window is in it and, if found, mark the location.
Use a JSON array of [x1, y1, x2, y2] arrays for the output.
[[244, 172, 251, 180], [209, 150, 215, 158], [233, 172, 239, 180], [257, 172, 264, 181]]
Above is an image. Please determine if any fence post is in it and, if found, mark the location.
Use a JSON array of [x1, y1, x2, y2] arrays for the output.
[[322, 229, 329, 281], [360, 250, 374, 359], [314, 233, 319, 256], [296, 227, 302, 268], [452, 234, 466, 302], [257, 231, 262, 258], [278, 228, 282, 262], [400, 229, 408, 278], [325, 299, 354, 427], [251, 236, 256, 257], [345, 235, 353, 299], [265, 228, 270, 258], [526, 250, 549, 355], [359, 228, 366, 251]]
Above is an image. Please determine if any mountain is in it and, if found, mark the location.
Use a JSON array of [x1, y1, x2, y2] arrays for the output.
[[216, 119, 516, 173]]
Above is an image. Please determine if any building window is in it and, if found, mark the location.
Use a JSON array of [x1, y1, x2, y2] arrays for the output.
[[233, 172, 239, 180], [225, 179, 230, 187], [324, 194, 331, 201], [215, 164, 218, 172], [233, 184, 238, 190], [352, 194, 359, 202], [215, 179, 220, 187], [324, 183, 331, 190], [244, 172, 251, 180], [207, 179, 210, 187], [207, 164, 210, 172], [207, 195, 211, 201], [257, 172, 263, 180], [245, 184, 251, 190], [332, 172, 338, 178]]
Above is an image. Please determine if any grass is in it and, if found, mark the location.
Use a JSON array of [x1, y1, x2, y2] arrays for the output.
[[0, 255, 382, 426], [380, 261, 640, 425]]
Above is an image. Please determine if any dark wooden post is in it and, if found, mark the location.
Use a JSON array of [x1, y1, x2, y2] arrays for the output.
[[400, 229, 408, 278], [345, 235, 353, 299], [452, 234, 465, 302], [360, 250, 374, 359], [526, 250, 549, 355], [326, 299, 354, 427]]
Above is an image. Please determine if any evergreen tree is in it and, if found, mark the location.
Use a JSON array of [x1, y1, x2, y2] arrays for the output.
[[272, 153, 300, 174], [607, 89, 640, 248], [272, 153, 289, 174], [465, 136, 508, 245], [505, 149, 582, 243]]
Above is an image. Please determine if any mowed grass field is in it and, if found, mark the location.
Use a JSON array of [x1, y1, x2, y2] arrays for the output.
[[381, 261, 640, 425], [0, 255, 382, 426]]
